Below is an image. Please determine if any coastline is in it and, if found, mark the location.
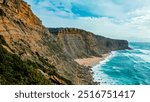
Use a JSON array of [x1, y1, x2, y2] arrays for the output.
[[75, 53, 110, 84], [74, 53, 110, 67]]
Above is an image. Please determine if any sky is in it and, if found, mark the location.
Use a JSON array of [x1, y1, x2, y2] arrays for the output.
[[25, 0, 150, 42]]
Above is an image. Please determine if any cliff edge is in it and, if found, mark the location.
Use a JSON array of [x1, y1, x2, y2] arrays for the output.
[[49, 28, 130, 59], [0, 0, 93, 85], [0, 0, 130, 85]]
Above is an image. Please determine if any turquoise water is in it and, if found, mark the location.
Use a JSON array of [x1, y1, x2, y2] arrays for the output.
[[92, 42, 150, 85]]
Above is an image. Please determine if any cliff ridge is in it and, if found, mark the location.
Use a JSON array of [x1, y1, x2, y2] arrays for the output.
[[0, 0, 93, 85], [49, 28, 130, 59], [0, 0, 130, 85]]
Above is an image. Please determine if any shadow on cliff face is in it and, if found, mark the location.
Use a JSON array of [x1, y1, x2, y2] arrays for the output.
[[0, 8, 5, 16]]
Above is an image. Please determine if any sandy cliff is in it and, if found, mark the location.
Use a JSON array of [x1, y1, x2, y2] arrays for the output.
[[0, 0, 93, 85], [0, 0, 129, 85], [49, 28, 130, 59]]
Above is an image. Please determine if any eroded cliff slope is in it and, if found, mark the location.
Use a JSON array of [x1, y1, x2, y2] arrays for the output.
[[0, 0, 93, 85], [0, 0, 130, 85], [49, 28, 130, 59]]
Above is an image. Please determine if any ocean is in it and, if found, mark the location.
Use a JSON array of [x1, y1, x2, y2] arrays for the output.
[[92, 42, 150, 85]]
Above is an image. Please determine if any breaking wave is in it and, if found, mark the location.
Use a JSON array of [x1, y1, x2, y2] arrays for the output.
[[92, 42, 150, 85]]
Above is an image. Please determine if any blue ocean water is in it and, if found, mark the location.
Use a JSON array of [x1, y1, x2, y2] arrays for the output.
[[92, 42, 150, 85]]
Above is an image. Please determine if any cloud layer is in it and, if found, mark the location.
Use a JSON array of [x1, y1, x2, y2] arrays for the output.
[[25, 0, 150, 42]]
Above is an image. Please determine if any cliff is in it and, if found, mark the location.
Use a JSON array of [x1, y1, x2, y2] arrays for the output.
[[0, 0, 129, 85], [48, 28, 130, 59], [0, 0, 93, 85]]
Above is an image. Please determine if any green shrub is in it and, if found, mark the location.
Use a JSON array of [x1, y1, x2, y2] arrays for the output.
[[0, 45, 52, 85]]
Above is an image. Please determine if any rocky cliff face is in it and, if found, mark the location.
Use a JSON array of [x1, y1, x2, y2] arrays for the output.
[[49, 28, 130, 59], [0, 0, 130, 85], [0, 0, 93, 85]]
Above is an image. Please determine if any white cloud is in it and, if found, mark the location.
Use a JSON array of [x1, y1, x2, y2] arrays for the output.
[[25, 0, 150, 42]]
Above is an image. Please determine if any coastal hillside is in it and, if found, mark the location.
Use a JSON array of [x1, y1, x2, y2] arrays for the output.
[[0, 0, 129, 85], [0, 0, 93, 85], [49, 28, 129, 59]]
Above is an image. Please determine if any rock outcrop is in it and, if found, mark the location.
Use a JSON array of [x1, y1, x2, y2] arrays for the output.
[[0, 0, 130, 85], [49, 28, 130, 59], [0, 0, 93, 85]]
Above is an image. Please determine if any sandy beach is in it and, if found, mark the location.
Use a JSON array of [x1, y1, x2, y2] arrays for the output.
[[75, 54, 109, 67]]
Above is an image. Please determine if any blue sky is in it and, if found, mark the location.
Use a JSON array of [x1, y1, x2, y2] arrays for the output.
[[25, 0, 150, 42]]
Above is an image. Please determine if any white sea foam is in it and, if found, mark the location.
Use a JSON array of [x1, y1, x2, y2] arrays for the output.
[[134, 54, 150, 62], [129, 49, 150, 62], [138, 49, 150, 55], [92, 43, 150, 85], [124, 49, 150, 63], [92, 51, 117, 85], [99, 51, 116, 65]]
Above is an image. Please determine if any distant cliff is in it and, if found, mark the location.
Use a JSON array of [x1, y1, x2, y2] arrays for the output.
[[49, 28, 130, 59]]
